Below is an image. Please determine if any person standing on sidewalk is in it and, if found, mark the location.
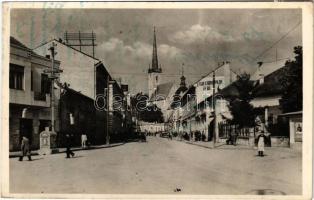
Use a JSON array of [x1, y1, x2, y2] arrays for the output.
[[65, 133, 75, 158], [19, 136, 32, 161], [257, 132, 266, 157], [81, 133, 87, 148]]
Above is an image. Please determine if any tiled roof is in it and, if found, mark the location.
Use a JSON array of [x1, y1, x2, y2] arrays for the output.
[[150, 82, 174, 101], [10, 36, 57, 61], [252, 66, 285, 97], [218, 81, 241, 99], [10, 36, 29, 49], [251, 59, 287, 81]]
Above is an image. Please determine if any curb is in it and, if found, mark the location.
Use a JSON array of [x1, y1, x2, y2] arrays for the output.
[[9, 143, 125, 158], [185, 141, 214, 149]]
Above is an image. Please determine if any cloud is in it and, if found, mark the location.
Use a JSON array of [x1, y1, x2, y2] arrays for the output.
[[170, 24, 235, 44], [99, 37, 183, 59], [159, 44, 183, 59]]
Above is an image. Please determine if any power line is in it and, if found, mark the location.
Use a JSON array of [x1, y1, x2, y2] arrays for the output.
[[254, 20, 301, 61], [110, 71, 205, 78]]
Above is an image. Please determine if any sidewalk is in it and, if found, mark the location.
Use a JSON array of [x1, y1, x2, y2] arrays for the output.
[[172, 138, 300, 153], [9, 142, 125, 158], [183, 140, 253, 150]]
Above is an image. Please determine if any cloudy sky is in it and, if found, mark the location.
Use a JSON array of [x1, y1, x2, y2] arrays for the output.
[[11, 9, 302, 94]]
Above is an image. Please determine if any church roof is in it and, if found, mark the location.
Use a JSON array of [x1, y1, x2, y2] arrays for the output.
[[150, 82, 174, 102], [174, 85, 188, 95]]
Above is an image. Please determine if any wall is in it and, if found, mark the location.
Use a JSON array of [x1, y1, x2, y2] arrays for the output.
[[139, 122, 165, 133], [251, 96, 281, 107], [271, 136, 289, 147], [34, 41, 97, 99], [193, 62, 237, 105], [59, 89, 105, 147]]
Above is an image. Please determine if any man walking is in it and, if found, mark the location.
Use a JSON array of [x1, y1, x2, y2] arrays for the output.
[[65, 133, 75, 158], [19, 136, 32, 161], [81, 133, 87, 148]]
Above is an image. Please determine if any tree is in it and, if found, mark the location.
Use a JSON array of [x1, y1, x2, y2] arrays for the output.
[[228, 73, 256, 128], [279, 46, 303, 113], [130, 93, 164, 123]]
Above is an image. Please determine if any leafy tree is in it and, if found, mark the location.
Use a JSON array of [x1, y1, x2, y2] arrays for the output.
[[228, 73, 256, 128], [279, 46, 303, 113], [130, 93, 164, 123]]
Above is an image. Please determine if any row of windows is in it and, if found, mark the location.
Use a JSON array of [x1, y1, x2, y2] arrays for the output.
[[9, 64, 51, 94], [198, 80, 223, 86]]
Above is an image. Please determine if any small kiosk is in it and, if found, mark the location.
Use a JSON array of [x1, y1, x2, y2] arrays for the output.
[[279, 111, 302, 149]]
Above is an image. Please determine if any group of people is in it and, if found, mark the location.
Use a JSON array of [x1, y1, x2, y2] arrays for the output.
[[18, 133, 89, 161]]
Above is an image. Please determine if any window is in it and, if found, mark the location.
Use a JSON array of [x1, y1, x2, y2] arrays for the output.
[[41, 74, 51, 94], [155, 76, 158, 81], [9, 64, 24, 90]]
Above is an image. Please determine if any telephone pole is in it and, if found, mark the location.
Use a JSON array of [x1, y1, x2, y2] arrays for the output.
[[106, 77, 110, 145], [212, 69, 216, 148], [48, 42, 57, 132], [45, 42, 63, 132]]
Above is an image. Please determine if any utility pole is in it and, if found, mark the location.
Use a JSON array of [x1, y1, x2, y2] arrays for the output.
[[212, 69, 216, 148], [106, 77, 110, 145], [48, 42, 57, 133]]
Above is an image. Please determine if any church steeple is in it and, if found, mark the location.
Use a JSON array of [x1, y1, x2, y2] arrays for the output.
[[180, 63, 186, 87], [149, 27, 162, 73], [148, 27, 162, 99]]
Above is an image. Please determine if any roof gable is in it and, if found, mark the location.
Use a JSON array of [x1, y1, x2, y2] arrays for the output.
[[150, 82, 174, 101]]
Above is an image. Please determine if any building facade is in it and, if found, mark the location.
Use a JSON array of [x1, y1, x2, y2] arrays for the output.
[[33, 38, 131, 146], [9, 37, 61, 151]]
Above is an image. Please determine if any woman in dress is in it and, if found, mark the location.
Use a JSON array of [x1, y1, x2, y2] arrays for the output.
[[257, 131, 266, 157]]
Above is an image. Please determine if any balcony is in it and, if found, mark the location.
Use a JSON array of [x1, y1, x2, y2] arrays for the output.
[[10, 89, 51, 107], [34, 92, 47, 101]]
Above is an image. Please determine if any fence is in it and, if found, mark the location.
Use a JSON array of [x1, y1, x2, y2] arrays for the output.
[[218, 121, 254, 139]]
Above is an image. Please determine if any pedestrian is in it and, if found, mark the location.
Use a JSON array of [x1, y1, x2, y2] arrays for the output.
[[19, 136, 32, 161], [65, 133, 75, 158], [81, 133, 87, 148], [257, 131, 267, 157]]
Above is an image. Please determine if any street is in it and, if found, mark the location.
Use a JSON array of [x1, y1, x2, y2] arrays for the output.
[[10, 136, 302, 195]]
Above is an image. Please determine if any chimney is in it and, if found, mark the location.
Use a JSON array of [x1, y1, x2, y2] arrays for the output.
[[259, 74, 264, 84], [257, 62, 264, 84]]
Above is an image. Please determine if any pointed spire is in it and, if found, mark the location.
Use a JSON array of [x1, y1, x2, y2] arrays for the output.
[[148, 27, 162, 73], [152, 26, 158, 71]]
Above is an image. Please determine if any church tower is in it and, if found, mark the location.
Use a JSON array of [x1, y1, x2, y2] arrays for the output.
[[148, 27, 162, 99]]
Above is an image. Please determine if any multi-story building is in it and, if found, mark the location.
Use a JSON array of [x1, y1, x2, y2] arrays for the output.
[[33, 38, 131, 146], [170, 62, 237, 141], [9, 37, 60, 151]]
